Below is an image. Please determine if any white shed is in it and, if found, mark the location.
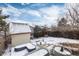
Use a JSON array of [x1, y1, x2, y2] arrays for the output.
[[8, 20, 32, 47]]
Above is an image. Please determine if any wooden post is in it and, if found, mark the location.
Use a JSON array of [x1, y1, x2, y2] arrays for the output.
[[60, 47, 64, 52]]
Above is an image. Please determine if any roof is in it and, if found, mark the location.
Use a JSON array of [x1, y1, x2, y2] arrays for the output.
[[10, 20, 29, 24], [5, 19, 35, 27], [6, 19, 32, 34]]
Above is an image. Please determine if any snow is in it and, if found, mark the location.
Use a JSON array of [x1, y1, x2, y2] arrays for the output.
[[14, 43, 36, 49], [11, 43, 36, 56], [54, 47, 71, 55], [3, 37, 79, 56], [2, 47, 11, 56], [3, 43, 36, 56], [31, 37, 79, 45], [5, 19, 35, 27], [14, 44, 27, 48], [31, 42, 37, 46], [9, 21, 31, 34], [27, 49, 48, 56], [26, 43, 36, 49], [46, 45, 54, 52]]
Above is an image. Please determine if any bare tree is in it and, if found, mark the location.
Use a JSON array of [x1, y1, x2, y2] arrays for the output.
[[66, 4, 79, 28], [58, 17, 67, 27]]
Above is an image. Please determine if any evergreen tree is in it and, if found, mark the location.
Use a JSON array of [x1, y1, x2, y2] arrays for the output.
[[0, 9, 9, 40]]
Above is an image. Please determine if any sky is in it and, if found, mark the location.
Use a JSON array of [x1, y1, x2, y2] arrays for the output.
[[0, 3, 66, 27]]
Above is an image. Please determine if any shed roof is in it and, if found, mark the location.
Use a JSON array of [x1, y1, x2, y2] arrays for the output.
[[6, 19, 32, 34], [5, 19, 35, 27]]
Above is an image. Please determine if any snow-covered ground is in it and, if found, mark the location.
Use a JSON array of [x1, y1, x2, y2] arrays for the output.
[[2, 37, 79, 56], [31, 37, 79, 45], [2, 47, 11, 56]]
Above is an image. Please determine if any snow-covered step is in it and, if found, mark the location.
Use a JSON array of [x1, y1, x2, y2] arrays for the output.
[[11, 43, 36, 56]]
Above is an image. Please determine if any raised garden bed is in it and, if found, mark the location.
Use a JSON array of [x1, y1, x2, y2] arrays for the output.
[[51, 45, 72, 56], [60, 43, 79, 55]]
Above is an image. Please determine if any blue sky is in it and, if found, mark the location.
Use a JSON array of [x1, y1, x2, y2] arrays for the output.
[[0, 3, 64, 9], [0, 3, 66, 27]]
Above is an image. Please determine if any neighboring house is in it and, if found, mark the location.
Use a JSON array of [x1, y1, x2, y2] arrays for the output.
[[8, 20, 32, 47]]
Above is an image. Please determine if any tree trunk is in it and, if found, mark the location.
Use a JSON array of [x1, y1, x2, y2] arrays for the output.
[[4, 27, 7, 49]]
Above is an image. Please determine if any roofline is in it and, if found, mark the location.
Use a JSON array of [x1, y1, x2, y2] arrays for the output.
[[10, 32, 31, 35], [11, 22, 28, 25]]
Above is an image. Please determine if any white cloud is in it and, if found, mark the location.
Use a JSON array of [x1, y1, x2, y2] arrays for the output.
[[26, 10, 41, 17], [30, 3, 46, 7], [2, 4, 22, 17], [1, 4, 66, 27], [21, 3, 30, 5], [2, 4, 41, 18], [36, 5, 66, 27]]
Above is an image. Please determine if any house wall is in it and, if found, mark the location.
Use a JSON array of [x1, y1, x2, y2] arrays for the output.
[[11, 33, 31, 47]]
